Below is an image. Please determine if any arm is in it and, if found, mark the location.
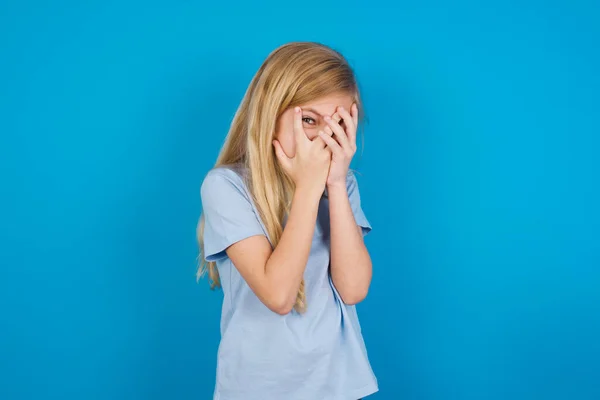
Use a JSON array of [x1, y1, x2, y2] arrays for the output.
[[328, 182, 373, 305], [318, 103, 372, 304], [211, 105, 331, 315], [225, 186, 322, 315]]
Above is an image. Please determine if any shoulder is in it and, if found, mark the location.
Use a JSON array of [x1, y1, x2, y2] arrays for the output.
[[201, 165, 246, 193], [200, 164, 252, 207]]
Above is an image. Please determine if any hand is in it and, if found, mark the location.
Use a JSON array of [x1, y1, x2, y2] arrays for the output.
[[273, 107, 331, 196], [318, 103, 358, 188]]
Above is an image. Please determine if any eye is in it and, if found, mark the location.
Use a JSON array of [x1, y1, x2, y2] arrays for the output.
[[302, 116, 316, 126]]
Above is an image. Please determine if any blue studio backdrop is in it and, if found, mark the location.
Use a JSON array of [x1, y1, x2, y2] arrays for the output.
[[1, 1, 599, 399]]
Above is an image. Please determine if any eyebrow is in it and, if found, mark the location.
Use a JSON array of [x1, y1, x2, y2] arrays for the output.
[[302, 107, 323, 116]]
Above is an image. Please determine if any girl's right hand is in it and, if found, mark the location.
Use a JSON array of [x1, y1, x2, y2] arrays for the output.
[[273, 107, 331, 196]]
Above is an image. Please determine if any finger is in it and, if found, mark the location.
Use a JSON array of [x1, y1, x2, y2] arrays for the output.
[[324, 114, 350, 149], [351, 103, 359, 127], [312, 134, 328, 149], [332, 112, 342, 124], [318, 130, 343, 155], [293, 107, 308, 143], [327, 113, 342, 141], [272, 140, 292, 170], [337, 106, 357, 146]]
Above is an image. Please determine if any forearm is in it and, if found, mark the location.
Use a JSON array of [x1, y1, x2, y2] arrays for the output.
[[264, 186, 321, 309], [328, 183, 372, 304]]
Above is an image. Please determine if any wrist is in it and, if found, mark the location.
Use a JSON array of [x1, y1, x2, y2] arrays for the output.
[[326, 183, 348, 203], [326, 181, 347, 193], [295, 182, 326, 201]]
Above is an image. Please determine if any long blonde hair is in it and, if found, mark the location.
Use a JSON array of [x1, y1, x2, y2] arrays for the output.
[[196, 41, 363, 313]]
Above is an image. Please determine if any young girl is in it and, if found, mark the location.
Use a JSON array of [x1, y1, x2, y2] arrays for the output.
[[197, 42, 378, 400]]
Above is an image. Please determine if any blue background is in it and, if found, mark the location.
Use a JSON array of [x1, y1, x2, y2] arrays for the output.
[[1, 1, 599, 399]]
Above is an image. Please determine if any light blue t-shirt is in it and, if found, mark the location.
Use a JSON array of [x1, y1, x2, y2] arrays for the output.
[[200, 164, 378, 400]]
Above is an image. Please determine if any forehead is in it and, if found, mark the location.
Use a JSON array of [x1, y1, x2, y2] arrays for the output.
[[299, 93, 354, 116]]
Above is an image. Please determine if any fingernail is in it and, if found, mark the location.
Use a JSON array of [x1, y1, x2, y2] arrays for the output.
[[295, 107, 300, 113], [339, 106, 345, 111], [324, 115, 331, 121]]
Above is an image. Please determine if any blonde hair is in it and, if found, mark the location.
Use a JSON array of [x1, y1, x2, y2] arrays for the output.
[[196, 41, 364, 313]]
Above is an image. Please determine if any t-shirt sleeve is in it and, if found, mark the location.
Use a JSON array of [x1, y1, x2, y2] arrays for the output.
[[200, 170, 266, 262], [346, 171, 372, 236]]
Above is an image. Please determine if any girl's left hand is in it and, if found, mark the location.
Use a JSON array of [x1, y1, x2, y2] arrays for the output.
[[318, 103, 359, 188]]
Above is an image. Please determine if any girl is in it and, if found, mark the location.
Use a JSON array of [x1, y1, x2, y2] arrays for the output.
[[197, 42, 378, 400]]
